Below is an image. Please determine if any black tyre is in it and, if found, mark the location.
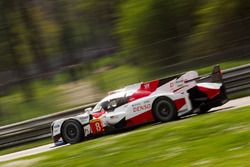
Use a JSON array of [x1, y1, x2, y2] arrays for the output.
[[62, 119, 84, 144], [153, 98, 177, 122]]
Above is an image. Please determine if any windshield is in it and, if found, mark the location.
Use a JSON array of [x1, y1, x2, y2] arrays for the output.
[[92, 97, 128, 113]]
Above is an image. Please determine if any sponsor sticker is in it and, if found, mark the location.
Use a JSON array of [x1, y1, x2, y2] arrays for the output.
[[133, 104, 151, 112], [143, 83, 150, 89], [83, 124, 91, 136], [79, 116, 89, 122]]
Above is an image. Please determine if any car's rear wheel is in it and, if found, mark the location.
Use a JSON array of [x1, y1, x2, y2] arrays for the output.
[[62, 119, 84, 144], [153, 98, 177, 122]]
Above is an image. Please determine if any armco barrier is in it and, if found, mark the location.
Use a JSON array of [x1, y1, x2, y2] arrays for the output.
[[0, 64, 249, 149], [0, 102, 97, 149]]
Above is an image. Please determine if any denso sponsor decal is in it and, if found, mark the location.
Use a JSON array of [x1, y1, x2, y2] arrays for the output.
[[133, 103, 151, 112]]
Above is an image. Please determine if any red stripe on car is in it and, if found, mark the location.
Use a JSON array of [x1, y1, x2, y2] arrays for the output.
[[174, 98, 186, 110], [126, 110, 154, 126], [92, 109, 106, 118], [197, 86, 220, 99], [128, 80, 159, 102]]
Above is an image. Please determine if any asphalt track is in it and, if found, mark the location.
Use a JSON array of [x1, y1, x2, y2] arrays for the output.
[[0, 96, 249, 162]]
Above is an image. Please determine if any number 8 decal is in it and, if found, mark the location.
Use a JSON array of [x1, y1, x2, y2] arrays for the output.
[[95, 122, 101, 132], [90, 119, 103, 134]]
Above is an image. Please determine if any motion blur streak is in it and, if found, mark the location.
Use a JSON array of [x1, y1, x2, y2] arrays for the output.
[[0, 1, 249, 127]]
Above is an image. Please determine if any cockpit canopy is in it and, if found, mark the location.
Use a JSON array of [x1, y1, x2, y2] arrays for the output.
[[92, 96, 128, 113]]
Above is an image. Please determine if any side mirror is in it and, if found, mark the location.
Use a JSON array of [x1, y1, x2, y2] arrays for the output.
[[84, 107, 92, 114]]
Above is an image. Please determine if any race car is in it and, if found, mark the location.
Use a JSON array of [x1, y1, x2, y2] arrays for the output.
[[51, 65, 228, 145]]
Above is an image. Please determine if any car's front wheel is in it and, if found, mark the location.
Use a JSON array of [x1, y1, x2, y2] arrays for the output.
[[153, 98, 177, 122], [61, 119, 84, 144]]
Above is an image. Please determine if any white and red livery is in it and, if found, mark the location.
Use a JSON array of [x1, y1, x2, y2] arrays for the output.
[[51, 65, 228, 145]]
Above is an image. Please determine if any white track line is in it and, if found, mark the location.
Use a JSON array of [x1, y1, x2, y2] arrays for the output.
[[0, 143, 68, 162]]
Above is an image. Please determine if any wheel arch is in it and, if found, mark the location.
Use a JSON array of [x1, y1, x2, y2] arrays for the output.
[[151, 95, 178, 122], [60, 118, 83, 143]]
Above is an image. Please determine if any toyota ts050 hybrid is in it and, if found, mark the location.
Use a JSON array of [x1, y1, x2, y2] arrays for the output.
[[51, 65, 228, 145]]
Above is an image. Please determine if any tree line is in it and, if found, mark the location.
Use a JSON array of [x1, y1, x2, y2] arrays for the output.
[[0, 0, 249, 100]]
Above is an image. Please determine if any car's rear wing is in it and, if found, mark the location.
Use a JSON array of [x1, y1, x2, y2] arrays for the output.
[[211, 64, 223, 83], [106, 65, 224, 96], [198, 65, 224, 84]]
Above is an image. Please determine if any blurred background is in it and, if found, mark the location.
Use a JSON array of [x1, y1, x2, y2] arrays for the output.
[[0, 0, 249, 126]]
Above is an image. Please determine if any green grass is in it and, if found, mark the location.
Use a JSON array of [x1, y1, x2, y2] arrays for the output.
[[228, 91, 250, 100], [0, 77, 76, 126], [0, 81, 66, 126], [2, 106, 250, 166], [0, 76, 98, 126], [0, 138, 51, 156]]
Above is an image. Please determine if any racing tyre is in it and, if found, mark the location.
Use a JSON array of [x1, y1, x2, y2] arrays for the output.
[[62, 119, 84, 144], [153, 98, 177, 122]]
